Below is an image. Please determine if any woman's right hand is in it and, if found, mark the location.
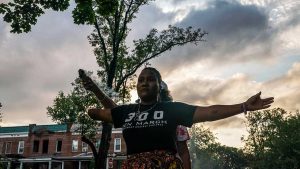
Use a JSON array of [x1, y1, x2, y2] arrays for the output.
[[245, 92, 274, 111], [79, 69, 98, 92]]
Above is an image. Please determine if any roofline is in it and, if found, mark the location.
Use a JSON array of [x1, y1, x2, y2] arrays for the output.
[[0, 133, 28, 138]]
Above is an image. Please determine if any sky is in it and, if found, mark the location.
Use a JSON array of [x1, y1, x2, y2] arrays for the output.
[[1, 0, 300, 147]]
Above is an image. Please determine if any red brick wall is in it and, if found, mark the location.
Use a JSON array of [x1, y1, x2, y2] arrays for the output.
[[0, 132, 126, 157], [25, 131, 77, 157], [0, 137, 26, 155], [109, 133, 127, 154], [0, 130, 127, 158]]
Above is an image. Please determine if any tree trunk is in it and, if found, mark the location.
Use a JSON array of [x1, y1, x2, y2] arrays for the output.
[[98, 122, 113, 169]]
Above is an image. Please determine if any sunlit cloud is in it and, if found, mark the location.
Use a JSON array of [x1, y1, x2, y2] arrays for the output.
[[164, 61, 300, 128]]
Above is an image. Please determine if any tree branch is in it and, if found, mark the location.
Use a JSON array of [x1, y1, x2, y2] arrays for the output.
[[94, 20, 109, 70], [119, 0, 133, 44], [115, 38, 205, 91], [82, 135, 98, 158], [107, 3, 122, 88]]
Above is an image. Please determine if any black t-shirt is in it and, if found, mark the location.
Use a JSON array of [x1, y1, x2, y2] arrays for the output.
[[111, 102, 196, 155]]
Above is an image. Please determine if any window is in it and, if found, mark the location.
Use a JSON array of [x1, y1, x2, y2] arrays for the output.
[[56, 140, 62, 153], [82, 142, 88, 152], [18, 141, 25, 154], [0, 142, 3, 154], [5, 142, 12, 154], [72, 140, 78, 152], [42, 140, 49, 154], [33, 140, 39, 153], [114, 138, 121, 152]]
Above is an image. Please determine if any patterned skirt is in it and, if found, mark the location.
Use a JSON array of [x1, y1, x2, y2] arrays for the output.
[[122, 150, 183, 169]]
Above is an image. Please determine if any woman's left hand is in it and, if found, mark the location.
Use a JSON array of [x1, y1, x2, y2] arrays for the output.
[[245, 92, 274, 111]]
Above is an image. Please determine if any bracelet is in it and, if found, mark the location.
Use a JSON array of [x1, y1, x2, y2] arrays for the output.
[[242, 102, 247, 115]]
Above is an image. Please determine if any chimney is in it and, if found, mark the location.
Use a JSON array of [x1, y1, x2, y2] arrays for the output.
[[29, 124, 36, 134]]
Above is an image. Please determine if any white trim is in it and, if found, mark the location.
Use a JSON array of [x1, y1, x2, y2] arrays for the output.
[[5, 142, 12, 154], [71, 132, 81, 136], [0, 133, 28, 138], [72, 140, 78, 152], [114, 138, 121, 152], [18, 141, 25, 154], [19, 158, 52, 162], [112, 130, 122, 134], [82, 142, 88, 152]]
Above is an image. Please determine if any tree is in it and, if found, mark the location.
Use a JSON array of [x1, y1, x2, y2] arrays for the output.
[[189, 124, 247, 169], [189, 124, 219, 169], [47, 77, 111, 166], [1, 1, 207, 168], [243, 108, 300, 169], [46, 77, 101, 141]]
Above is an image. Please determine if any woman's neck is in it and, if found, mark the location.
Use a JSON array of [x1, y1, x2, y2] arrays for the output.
[[140, 100, 157, 105]]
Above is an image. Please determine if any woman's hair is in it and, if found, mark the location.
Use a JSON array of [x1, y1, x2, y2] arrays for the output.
[[160, 87, 173, 102], [142, 67, 172, 102]]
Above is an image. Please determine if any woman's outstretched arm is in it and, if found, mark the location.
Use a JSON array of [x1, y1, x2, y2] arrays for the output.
[[79, 69, 115, 123], [88, 108, 113, 123], [193, 92, 274, 123], [79, 69, 117, 108]]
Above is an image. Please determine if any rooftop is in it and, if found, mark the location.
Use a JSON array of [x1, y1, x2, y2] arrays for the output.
[[0, 124, 67, 134]]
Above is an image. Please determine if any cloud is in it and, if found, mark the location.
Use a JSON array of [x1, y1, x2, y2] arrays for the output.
[[263, 62, 300, 111], [170, 72, 259, 105], [119, 0, 300, 78], [127, 3, 176, 46], [0, 7, 98, 125], [239, 0, 300, 27], [165, 62, 300, 129], [154, 1, 273, 67], [151, 0, 299, 75]]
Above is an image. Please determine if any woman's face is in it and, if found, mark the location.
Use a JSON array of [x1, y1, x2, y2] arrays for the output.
[[137, 69, 160, 103]]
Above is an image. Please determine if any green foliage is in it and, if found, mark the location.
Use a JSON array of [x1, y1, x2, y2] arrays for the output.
[[189, 125, 247, 169], [0, 161, 5, 169], [189, 124, 219, 169], [89, 159, 96, 169], [96, 0, 118, 16], [72, 0, 95, 25], [243, 108, 300, 169], [72, 0, 119, 25], [0, 2, 43, 33], [212, 146, 248, 169], [47, 77, 101, 140], [0, 0, 70, 33]]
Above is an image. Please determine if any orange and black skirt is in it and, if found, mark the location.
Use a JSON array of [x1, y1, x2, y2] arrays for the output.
[[122, 150, 183, 169]]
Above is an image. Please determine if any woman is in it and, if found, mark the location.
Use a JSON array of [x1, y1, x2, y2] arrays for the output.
[[80, 69, 191, 169], [87, 67, 274, 169]]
